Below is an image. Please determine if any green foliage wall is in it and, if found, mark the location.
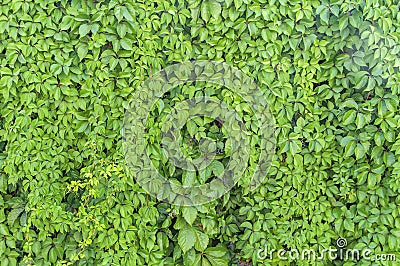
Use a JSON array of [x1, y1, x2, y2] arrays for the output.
[[0, 0, 400, 265]]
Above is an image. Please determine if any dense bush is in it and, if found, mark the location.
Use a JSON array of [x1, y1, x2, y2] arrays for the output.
[[0, 0, 400, 265]]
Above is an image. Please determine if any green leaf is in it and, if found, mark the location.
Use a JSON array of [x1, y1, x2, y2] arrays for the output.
[[320, 8, 329, 24], [234, 0, 242, 9], [187, 120, 197, 136], [353, 56, 366, 67], [388, 235, 396, 250], [344, 219, 355, 232], [391, 229, 400, 238], [368, 173, 377, 188], [178, 225, 196, 253], [209, 1, 221, 20], [206, 256, 228, 266], [0, 224, 9, 235], [342, 99, 358, 109], [120, 39, 132, 50], [344, 141, 356, 157], [339, 16, 348, 31], [201, 1, 210, 22], [205, 246, 227, 257], [77, 45, 88, 61], [182, 207, 198, 226], [211, 161, 224, 177], [355, 143, 366, 160], [7, 207, 24, 226], [289, 140, 301, 155], [356, 113, 367, 129], [194, 229, 209, 252], [342, 110, 356, 125], [122, 7, 134, 21], [79, 24, 91, 37]]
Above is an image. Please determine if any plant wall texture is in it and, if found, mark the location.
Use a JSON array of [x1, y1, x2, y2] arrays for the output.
[[0, 0, 400, 265]]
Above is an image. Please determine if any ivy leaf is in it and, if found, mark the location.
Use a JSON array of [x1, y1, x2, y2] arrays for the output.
[[342, 110, 356, 125], [356, 113, 367, 129], [178, 225, 196, 253], [77, 45, 88, 61], [115, 6, 123, 21], [234, 0, 242, 9], [320, 8, 329, 24], [209, 1, 221, 20], [201, 1, 210, 22], [79, 24, 91, 37], [122, 6, 134, 21], [182, 207, 198, 226], [355, 143, 366, 160], [344, 219, 355, 232], [339, 16, 348, 31], [391, 229, 400, 238], [120, 39, 132, 50], [289, 140, 301, 155], [206, 256, 228, 265], [0, 224, 9, 235], [367, 173, 378, 188], [341, 99, 358, 109], [211, 161, 224, 177], [353, 56, 366, 67], [388, 235, 397, 250], [187, 120, 197, 136], [194, 229, 209, 252], [344, 141, 356, 157], [7, 206, 24, 226], [204, 246, 228, 265]]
